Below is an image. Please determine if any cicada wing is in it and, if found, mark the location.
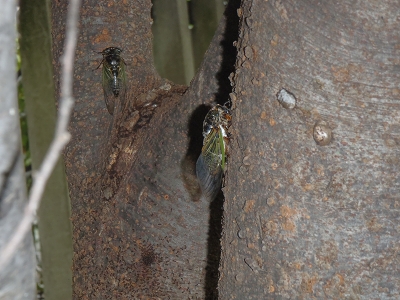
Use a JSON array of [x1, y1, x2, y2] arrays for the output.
[[196, 153, 223, 200], [196, 128, 224, 199], [104, 86, 115, 115], [117, 61, 127, 111], [102, 64, 115, 115]]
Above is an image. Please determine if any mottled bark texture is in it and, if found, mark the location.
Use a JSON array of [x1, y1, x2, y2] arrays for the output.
[[220, 0, 400, 299], [52, 0, 238, 298]]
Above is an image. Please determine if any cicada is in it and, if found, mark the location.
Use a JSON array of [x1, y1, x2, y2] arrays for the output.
[[96, 47, 127, 115], [196, 104, 232, 199]]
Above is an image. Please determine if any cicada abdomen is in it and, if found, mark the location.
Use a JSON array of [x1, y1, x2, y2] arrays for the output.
[[97, 47, 127, 115], [196, 104, 232, 199]]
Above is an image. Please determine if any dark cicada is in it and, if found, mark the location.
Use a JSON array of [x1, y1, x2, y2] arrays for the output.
[[97, 47, 127, 115], [196, 104, 232, 199]]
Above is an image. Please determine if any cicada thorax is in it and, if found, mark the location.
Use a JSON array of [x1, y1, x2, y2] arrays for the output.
[[98, 47, 127, 115], [196, 104, 232, 199]]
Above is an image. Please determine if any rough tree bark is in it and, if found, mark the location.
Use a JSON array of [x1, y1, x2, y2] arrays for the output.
[[220, 0, 400, 299], [51, 0, 400, 299]]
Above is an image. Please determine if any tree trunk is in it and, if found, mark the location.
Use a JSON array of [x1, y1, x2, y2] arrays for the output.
[[51, 0, 400, 298], [52, 0, 238, 298], [220, 0, 400, 298]]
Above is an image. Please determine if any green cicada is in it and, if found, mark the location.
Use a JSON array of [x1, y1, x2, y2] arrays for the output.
[[196, 104, 232, 199], [97, 47, 127, 115]]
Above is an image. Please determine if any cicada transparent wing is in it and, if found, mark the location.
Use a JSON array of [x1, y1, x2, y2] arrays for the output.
[[114, 59, 126, 111], [196, 129, 224, 199], [196, 104, 231, 199], [101, 62, 116, 115], [98, 47, 127, 115]]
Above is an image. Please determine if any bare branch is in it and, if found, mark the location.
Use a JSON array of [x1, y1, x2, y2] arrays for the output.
[[0, 0, 81, 269]]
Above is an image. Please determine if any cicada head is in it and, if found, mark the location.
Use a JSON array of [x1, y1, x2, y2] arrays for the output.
[[100, 47, 123, 57], [202, 105, 231, 136]]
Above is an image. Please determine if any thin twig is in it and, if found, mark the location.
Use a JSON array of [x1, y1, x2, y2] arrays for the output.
[[0, 0, 81, 269]]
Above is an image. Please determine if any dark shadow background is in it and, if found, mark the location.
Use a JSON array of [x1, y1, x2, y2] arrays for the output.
[[203, 1, 240, 298]]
